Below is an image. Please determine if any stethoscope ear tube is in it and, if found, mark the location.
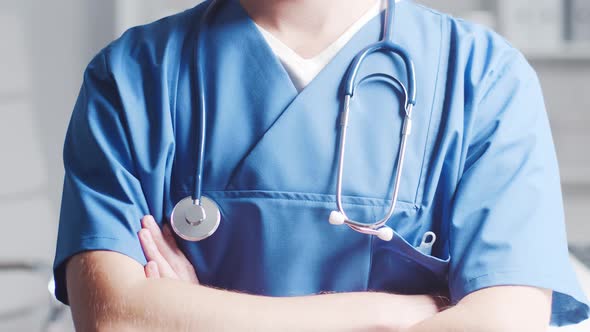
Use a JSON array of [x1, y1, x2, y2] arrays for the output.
[[331, 0, 416, 241], [343, 43, 417, 106], [331, 96, 413, 241], [329, 210, 395, 241]]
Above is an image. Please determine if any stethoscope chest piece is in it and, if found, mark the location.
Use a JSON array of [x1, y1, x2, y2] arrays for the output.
[[170, 196, 221, 241]]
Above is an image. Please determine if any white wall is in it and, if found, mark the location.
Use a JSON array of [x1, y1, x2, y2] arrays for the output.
[[115, 0, 199, 36], [0, 2, 201, 330], [419, 0, 590, 246], [0, 1, 115, 330]]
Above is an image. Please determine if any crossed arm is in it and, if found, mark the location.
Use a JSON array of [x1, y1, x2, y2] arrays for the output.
[[66, 216, 552, 332]]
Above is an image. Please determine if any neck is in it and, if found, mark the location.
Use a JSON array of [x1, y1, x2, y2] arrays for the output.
[[239, 0, 378, 58]]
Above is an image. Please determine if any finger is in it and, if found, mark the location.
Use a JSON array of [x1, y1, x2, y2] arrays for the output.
[[142, 216, 182, 261], [139, 228, 177, 279], [145, 261, 160, 279], [161, 223, 182, 254], [162, 224, 199, 284], [142, 216, 194, 280]]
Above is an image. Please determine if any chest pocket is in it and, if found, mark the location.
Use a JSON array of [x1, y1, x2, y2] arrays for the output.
[[170, 189, 449, 296], [368, 218, 450, 294]]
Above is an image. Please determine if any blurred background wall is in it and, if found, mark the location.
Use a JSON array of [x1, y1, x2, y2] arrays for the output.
[[0, 0, 588, 330]]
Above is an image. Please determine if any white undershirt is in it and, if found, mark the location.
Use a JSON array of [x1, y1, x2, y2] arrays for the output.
[[255, 0, 393, 92]]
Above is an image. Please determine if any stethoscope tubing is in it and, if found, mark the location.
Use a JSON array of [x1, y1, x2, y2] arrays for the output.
[[193, 0, 223, 204], [344, 42, 416, 106], [335, 99, 413, 231], [178, 0, 417, 242], [333, 0, 417, 235], [343, 0, 416, 105]]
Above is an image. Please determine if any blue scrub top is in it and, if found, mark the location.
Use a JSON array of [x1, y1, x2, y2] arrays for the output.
[[54, 0, 589, 326]]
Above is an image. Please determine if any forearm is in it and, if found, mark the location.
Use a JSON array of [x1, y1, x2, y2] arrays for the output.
[[97, 278, 438, 332], [404, 287, 552, 332], [403, 304, 492, 332], [68, 224, 440, 331], [404, 304, 530, 332]]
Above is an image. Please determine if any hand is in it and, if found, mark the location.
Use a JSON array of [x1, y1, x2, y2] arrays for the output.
[[138, 215, 199, 284]]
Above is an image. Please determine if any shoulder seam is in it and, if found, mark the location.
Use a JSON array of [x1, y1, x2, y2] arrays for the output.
[[476, 49, 523, 105]]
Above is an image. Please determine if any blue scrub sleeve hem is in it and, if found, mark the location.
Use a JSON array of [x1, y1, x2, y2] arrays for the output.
[[53, 236, 147, 305], [450, 270, 590, 327]]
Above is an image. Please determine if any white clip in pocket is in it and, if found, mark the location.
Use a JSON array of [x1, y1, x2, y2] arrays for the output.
[[417, 231, 437, 256]]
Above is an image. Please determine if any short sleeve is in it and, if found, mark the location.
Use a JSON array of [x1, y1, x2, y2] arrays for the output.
[[448, 52, 589, 326], [53, 51, 149, 304]]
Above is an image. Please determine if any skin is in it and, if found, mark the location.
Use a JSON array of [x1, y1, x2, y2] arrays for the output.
[[67, 216, 443, 332], [66, 0, 553, 330], [139, 218, 552, 332], [239, 0, 381, 58], [66, 215, 551, 331]]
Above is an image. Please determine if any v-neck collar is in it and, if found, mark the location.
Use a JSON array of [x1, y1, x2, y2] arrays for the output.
[[252, 0, 384, 63], [223, 0, 390, 97], [217, 1, 390, 191], [199, 0, 420, 194]]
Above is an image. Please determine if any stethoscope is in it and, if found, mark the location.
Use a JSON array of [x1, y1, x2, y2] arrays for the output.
[[171, 0, 418, 243]]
